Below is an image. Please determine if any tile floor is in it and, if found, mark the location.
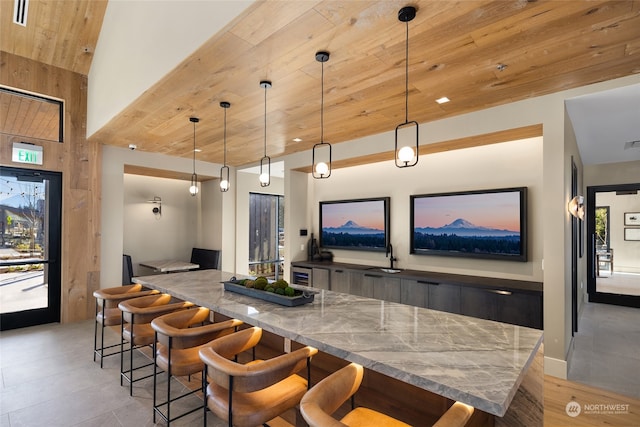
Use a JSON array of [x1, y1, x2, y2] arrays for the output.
[[568, 302, 640, 399], [0, 320, 227, 426]]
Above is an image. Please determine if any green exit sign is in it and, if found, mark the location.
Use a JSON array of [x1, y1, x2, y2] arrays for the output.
[[12, 142, 43, 165]]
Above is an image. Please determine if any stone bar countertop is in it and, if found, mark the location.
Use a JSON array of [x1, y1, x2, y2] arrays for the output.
[[134, 269, 543, 417]]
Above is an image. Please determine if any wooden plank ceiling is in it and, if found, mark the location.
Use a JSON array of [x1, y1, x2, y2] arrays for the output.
[[2, 0, 640, 168]]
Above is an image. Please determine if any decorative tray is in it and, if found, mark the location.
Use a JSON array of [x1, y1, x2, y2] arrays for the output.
[[223, 280, 315, 307]]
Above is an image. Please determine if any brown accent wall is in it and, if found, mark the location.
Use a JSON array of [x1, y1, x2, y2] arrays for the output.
[[1, 51, 101, 322]]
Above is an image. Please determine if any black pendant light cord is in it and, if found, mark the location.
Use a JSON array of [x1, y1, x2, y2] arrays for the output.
[[264, 84, 268, 156], [192, 120, 196, 171], [321, 60, 325, 143], [404, 17, 409, 124], [223, 107, 227, 166]]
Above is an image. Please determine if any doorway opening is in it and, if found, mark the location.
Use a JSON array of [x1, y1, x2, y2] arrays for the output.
[[587, 183, 640, 307]]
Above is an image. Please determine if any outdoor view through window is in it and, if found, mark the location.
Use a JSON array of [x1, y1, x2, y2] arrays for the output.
[[0, 175, 47, 313]]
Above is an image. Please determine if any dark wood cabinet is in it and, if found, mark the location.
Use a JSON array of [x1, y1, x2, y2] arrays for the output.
[[428, 283, 461, 314], [311, 267, 330, 290], [400, 279, 428, 308], [460, 287, 542, 329], [460, 287, 498, 321], [291, 261, 542, 329], [331, 269, 350, 294], [496, 291, 543, 329], [368, 274, 401, 303], [359, 273, 375, 298]]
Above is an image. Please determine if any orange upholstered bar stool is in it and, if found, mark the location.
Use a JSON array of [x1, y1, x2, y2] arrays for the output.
[[150, 307, 243, 426], [93, 284, 159, 368], [198, 326, 318, 427], [300, 362, 475, 427], [118, 293, 194, 395]]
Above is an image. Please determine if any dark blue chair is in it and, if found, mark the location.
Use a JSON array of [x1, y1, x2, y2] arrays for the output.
[[190, 248, 220, 270], [122, 254, 134, 285]]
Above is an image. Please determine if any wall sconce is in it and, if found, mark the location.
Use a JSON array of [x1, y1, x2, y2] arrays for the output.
[[148, 196, 162, 216], [568, 195, 584, 220]]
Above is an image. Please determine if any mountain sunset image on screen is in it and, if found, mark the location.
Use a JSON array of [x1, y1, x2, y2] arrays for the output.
[[411, 188, 526, 261], [320, 198, 389, 251]]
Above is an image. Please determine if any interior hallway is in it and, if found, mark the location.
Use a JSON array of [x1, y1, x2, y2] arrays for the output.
[[569, 302, 640, 399]]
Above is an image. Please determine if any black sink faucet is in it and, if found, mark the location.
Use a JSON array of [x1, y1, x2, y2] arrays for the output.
[[386, 243, 397, 269]]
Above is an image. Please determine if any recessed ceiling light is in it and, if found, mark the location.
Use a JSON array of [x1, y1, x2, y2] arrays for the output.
[[293, 138, 302, 142], [436, 97, 450, 104], [194, 148, 202, 152]]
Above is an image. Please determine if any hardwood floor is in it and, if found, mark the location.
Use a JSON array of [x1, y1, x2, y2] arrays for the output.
[[544, 375, 640, 426], [1, 320, 640, 426]]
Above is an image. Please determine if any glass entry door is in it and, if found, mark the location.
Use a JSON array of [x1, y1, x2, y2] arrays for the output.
[[0, 167, 62, 330]]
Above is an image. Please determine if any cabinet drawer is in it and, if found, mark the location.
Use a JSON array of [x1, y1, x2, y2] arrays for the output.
[[428, 283, 461, 314], [460, 287, 497, 321], [311, 267, 330, 290], [400, 279, 428, 308]]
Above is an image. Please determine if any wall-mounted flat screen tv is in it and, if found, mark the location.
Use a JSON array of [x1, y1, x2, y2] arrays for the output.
[[320, 197, 390, 252], [410, 187, 527, 261]]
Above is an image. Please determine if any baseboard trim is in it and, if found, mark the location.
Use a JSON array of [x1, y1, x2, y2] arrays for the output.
[[544, 356, 568, 379]]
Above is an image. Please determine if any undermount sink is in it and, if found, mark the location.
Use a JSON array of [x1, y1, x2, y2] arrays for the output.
[[379, 268, 402, 274]]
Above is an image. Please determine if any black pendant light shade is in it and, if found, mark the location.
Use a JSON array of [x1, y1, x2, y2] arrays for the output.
[[189, 117, 199, 195], [259, 80, 272, 187], [219, 102, 230, 192], [395, 6, 419, 168], [312, 51, 331, 179]]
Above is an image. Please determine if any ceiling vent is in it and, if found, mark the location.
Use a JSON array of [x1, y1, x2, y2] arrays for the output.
[[13, 0, 28, 26]]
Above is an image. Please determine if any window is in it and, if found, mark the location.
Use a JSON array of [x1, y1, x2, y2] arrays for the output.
[[0, 87, 63, 143], [248, 193, 284, 280], [595, 206, 610, 250]]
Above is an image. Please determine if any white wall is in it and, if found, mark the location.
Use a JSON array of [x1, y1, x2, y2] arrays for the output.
[[88, 0, 252, 136], [309, 138, 543, 282], [100, 145, 224, 286], [285, 170, 312, 282], [123, 174, 199, 276], [585, 161, 640, 186]]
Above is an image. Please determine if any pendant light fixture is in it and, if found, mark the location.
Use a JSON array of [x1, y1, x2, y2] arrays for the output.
[[395, 5, 419, 168], [219, 101, 231, 192], [259, 80, 272, 187], [312, 51, 331, 179], [189, 117, 199, 196]]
